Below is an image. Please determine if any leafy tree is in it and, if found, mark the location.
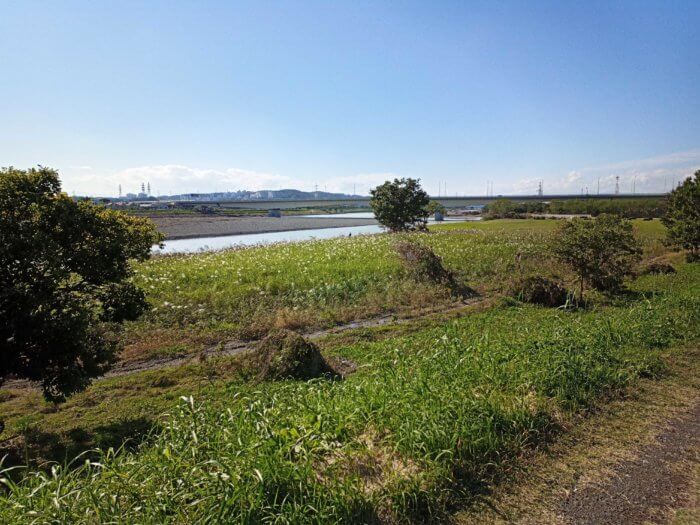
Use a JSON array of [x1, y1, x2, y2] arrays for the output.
[[0, 167, 164, 402], [551, 214, 641, 297], [484, 198, 517, 218], [370, 178, 429, 232], [662, 170, 700, 261], [426, 200, 446, 216]]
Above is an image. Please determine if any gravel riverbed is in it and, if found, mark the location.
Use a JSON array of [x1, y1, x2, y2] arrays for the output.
[[151, 215, 379, 240]]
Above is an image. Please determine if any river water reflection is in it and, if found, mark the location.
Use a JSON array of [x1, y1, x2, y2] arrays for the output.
[[154, 214, 481, 254]]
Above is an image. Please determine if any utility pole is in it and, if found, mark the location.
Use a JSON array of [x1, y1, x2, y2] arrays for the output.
[[597, 177, 600, 195], [632, 176, 636, 195]]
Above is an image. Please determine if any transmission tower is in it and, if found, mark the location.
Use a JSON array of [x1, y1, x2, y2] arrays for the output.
[[118, 184, 122, 198], [141, 182, 145, 194], [537, 180, 543, 197], [614, 176, 620, 195], [147, 182, 151, 195]]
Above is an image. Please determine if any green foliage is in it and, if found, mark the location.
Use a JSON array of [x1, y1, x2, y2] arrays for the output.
[[509, 276, 570, 307], [370, 178, 429, 232], [255, 329, 333, 380], [551, 214, 642, 296], [640, 261, 676, 275], [484, 198, 545, 218], [1, 265, 698, 522], [124, 219, 667, 354], [0, 167, 164, 401], [662, 170, 700, 260], [548, 197, 665, 218], [394, 241, 452, 284], [425, 200, 446, 215], [483, 197, 665, 219]]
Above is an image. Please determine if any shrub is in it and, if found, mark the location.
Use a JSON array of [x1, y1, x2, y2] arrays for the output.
[[370, 178, 430, 232], [395, 241, 453, 284], [662, 170, 700, 261], [509, 276, 570, 307], [641, 261, 676, 275], [551, 214, 641, 297], [255, 329, 335, 380], [0, 167, 164, 401]]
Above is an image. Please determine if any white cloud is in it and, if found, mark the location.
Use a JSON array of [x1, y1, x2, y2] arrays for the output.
[[323, 172, 402, 195], [513, 149, 700, 195], [63, 164, 303, 196], [61, 164, 405, 197]]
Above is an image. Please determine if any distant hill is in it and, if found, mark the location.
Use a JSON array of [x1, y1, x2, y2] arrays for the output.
[[116, 189, 362, 202]]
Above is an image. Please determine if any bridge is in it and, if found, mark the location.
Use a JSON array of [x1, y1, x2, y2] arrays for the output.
[[156, 193, 665, 210]]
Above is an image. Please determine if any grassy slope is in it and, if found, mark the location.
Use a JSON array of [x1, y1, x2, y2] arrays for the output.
[[0, 220, 665, 455], [1, 262, 698, 522], [0, 222, 669, 453], [123, 219, 664, 360]]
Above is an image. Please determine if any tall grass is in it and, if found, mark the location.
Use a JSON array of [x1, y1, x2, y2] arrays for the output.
[[125, 219, 665, 357], [2, 262, 697, 524], [126, 221, 557, 349]]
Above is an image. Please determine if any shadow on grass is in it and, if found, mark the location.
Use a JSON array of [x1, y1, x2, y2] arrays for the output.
[[597, 288, 666, 308], [0, 416, 155, 471]]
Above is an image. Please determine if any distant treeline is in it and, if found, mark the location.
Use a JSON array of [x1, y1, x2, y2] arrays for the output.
[[483, 197, 666, 219]]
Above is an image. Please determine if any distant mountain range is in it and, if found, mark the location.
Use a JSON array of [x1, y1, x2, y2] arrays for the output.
[[116, 189, 361, 202]]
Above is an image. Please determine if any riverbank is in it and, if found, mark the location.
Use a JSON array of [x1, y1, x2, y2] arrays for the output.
[[1, 260, 697, 522], [150, 214, 378, 240]]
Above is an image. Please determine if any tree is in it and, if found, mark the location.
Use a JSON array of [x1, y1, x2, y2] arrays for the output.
[[662, 170, 700, 261], [426, 200, 446, 216], [551, 214, 641, 297], [0, 167, 164, 401], [370, 178, 430, 232], [484, 198, 516, 218]]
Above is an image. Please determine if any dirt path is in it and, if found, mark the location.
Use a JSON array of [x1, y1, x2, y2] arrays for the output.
[[1, 299, 484, 388], [559, 401, 700, 524], [453, 347, 700, 525], [106, 299, 482, 376]]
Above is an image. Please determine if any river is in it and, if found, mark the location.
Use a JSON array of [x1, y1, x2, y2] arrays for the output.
[[154, 214, 481, 254]]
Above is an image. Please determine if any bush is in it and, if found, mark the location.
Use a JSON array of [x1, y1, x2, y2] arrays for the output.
[[641, 261, 676, 275], [509, 276, 570, 307], [395, 241, 453, 284], [255, 329, 334, 381], [395, 241, 475, 298], [551, 214, 641, 297], [662, 170, 700, 261]]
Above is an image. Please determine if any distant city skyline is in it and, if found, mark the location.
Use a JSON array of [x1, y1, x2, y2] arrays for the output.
[[1, 1, 698, 198]]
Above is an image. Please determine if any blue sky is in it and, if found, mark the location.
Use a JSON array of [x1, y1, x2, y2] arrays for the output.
[[1, 1, 698, 197]]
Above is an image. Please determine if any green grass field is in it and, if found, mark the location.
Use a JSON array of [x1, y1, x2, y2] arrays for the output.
[[1, 261, 697, 523], [124, 219, 666, 360], [0, 218, 697, 523]]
